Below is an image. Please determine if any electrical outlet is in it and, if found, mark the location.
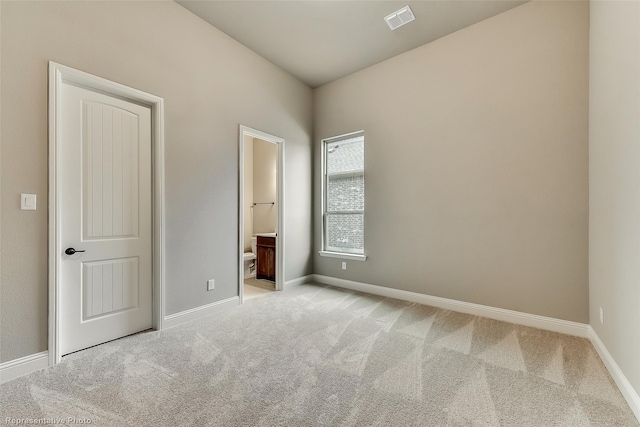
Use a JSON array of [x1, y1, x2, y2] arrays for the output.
[[599, 307, 604, 324], [341, 262, 347, 270], [207, 279, 215, 291]]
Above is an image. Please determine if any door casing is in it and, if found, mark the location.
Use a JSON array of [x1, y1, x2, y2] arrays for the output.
[[48, 62, 165, 364], [238, 125, 285, 302]]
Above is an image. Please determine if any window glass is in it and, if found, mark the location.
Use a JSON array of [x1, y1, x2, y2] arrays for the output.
[[324, 134, 364, 254]]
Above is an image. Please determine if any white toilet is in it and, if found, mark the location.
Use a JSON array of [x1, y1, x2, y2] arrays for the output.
[[243, 237, 257, 278]]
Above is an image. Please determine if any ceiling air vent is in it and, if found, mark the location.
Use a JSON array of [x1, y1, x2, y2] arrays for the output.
[[384, 5, 415, 31]]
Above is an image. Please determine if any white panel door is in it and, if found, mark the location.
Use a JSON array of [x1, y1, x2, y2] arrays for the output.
[[59, 81, 152, 356]]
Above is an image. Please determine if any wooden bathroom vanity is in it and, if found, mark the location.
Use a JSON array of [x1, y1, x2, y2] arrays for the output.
[[256, 235, 276, 282]]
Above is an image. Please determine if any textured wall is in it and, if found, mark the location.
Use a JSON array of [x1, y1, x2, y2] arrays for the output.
[[0, 1, 313, 362], [589, 0, 640, 399], [314, 0, 589, 322]]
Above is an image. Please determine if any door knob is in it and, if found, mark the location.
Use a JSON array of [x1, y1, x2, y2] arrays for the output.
[[65, 248, 86, 255]]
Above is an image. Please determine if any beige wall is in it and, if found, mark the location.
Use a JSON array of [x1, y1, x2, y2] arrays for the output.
[[589, 0, 640, 397], [252, 138, 278, 235], [314, 0, 589, 322], [0, 1, 313, 362], [243, 136, 254, 252]]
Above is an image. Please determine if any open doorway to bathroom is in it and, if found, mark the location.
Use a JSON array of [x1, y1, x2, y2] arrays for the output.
[[239, 125, 284, 302]]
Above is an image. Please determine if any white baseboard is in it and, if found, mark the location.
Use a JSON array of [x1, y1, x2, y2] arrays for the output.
[[589, 327, 640, 422], [163, 296, 240, 329], [0, 351, 49, 384], [312, 275, 589, 338], [284, 275, 314, 289]]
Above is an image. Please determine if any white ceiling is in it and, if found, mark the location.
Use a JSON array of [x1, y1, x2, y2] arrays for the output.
[[177, 1, 528, 88]]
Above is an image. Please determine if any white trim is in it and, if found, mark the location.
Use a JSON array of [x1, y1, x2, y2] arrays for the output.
[[323, 130, 365, 144], [238, 125, 285, 304], [589, 327, 640, 422], [152, 91, 166, 335], [48, 62, 165, 365], [318, 251, 367, 261], [312, 274, 589, 337], [163, 297, 240, 329], [0, 351, 49, 384], [284, 275, 314, 289]]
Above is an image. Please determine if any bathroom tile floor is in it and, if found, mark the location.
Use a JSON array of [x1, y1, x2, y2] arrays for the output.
[[244, 283, 273, 300], [245, 277, 276, 291]]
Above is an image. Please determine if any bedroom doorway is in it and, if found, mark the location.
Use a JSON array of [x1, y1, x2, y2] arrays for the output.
[[238, 126, 284, 303]]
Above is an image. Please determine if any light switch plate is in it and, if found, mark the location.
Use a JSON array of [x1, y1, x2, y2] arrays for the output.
[[21, 194, 37, 211]]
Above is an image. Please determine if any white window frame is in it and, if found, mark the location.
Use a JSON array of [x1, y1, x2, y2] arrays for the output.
[[319, 131, 367, 261]]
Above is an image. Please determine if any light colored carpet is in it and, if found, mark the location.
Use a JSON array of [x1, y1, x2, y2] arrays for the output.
[[1, 282, 638, 426]]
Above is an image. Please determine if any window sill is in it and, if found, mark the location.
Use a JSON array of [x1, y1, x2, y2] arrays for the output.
[[318, 251, 367, 261]]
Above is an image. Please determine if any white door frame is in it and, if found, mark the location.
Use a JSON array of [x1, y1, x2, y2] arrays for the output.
[[238, 125, 285, 302], [48, 62, 165, 365]]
